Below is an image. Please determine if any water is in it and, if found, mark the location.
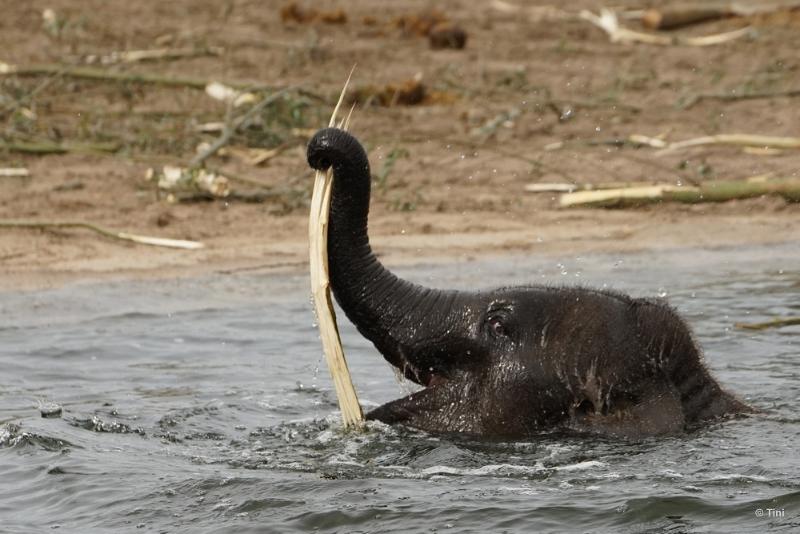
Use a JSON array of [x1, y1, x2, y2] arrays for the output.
[[1, 243, 798, 533]]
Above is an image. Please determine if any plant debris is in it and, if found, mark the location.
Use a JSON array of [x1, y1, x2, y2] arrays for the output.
[[350, 76, 427, 107], [348, 74, 458, 107], [643, 1, 800, 31], [428, 22, 468, 49], [735, 316, 800, 331], [580, 8, 752, 46], [394, 10, 448, 36], [147, 166, 230, 200], [280, 2, 347, 25], [393, 10, 467, 49], [559, 179, 800, 208], [0, 220, 204, 249], [82, 46, 223, 65], [0, 168, 30, 178]]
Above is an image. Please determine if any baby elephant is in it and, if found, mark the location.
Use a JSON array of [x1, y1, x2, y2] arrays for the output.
[[307, 127, 751, 439]]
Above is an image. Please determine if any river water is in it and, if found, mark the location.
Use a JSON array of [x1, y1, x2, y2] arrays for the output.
[[1, 243, 798, 533]]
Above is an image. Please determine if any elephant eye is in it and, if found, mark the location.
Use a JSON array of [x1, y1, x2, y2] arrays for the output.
[[487, 316, 508, 337]]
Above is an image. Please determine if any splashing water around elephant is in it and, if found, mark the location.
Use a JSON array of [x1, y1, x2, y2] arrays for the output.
[[1, 244, 798, 532]]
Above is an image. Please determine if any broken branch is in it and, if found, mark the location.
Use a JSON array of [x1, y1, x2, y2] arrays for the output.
[[0, 62, 322, 100], [559, 179, 800, 208], [580, 8, 752, 46], [0, 140, 121, 154], [525, 181, 663, 193], [654, 134, 800, 155], [0, 168, 30, 178], [82, 46, 223, 65], [680, 88, 800, 109], [642, 6, 732, 30]]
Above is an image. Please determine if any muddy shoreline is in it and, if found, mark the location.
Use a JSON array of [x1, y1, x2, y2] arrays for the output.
[[3, 207, 797, 292], [2, 1, 799, 291]]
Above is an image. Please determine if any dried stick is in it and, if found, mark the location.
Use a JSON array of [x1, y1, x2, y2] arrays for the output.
[[0, 168, 30, 178], [525, 181, 664, 193], [83, 46, 223, 65], [580, 8, 752, 46], [308, 68, 364, 429], [680, 88, 800, 109], [490, 0, 572, 22], [735, 317, 800, 331], [1, 63, 215, 89], [0, 140, 120, 154], [654, 134, 800, 156], [189, 87, 295, 167], [0, 220, 204, 249], [559, 179, 800, 207], [0, 62, 323, 101], [642, 6, 732, 30]]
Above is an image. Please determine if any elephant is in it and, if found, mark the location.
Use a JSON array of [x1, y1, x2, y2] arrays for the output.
[[306, 127, 752, 439]]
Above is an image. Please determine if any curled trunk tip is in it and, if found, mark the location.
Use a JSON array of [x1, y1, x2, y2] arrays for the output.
[[307, 127, 367, 173]]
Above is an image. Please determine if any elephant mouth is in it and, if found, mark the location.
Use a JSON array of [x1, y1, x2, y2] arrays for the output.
[[423, 372, 449, 388], [398, 355, 450, 388]]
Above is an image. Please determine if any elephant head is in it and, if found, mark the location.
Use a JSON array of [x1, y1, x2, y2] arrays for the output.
[[306, 127, 751, 439]]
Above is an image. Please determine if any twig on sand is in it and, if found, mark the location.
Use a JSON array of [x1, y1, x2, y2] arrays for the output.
[[735, 317, 800, 331], [0, 220, 204, 249], [0, 62, 323, 101], [308, 67, 365, 430], [680, 88, 800, 109], [0, 140, 121, 154], [642, 6, 732, 30], [82, 46, 223, 66], [490, 0, 572, 22], [579, 8, 752, 46], [559, 178, 800, 208], [0, 168, 30, 178], [652, 134, 800, 156], [544, 133, 800, 155], [643, 1, 800, 30], [525, 181, 663, 193]]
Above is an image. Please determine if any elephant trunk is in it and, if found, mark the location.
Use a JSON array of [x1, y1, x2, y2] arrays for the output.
[[307, 128, 466, 385]]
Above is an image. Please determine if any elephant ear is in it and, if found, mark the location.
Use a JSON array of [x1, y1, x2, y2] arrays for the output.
[[366, 380, 484, 435]]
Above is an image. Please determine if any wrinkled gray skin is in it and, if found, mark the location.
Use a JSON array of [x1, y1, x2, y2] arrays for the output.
[[307, 127, 751, 439]]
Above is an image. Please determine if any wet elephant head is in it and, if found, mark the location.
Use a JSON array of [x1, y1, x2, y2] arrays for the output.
[[307, 127, 751, 439]]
